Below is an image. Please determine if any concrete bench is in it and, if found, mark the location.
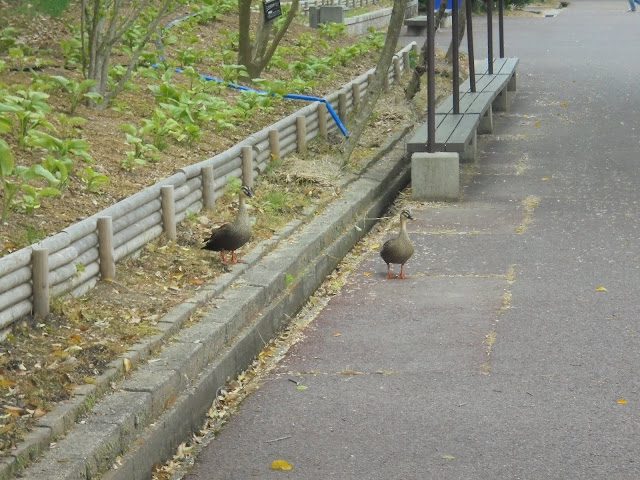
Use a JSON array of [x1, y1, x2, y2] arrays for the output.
[[404, 11, 452, 36]]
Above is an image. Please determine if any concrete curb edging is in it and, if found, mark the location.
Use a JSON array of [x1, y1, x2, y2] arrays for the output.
[[15, 128, 412, 480]]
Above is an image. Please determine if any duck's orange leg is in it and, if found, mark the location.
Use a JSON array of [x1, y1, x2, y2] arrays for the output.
[[386, 264, 395, 279], [398, 264, 408, 279]]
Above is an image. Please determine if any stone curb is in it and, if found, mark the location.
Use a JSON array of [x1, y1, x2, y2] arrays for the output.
[[10, 127, 412, 480]]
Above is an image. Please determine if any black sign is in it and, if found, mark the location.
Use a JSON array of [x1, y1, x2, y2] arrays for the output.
[[263, 0, 282, 21]]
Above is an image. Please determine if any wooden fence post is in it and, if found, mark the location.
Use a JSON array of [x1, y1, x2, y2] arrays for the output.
[[32, 248, 49, 320], [296, 116, 307, 154], [161, 185, 177, 242], [241, 146, 254, 188], [318, 103, 328, 140], [97, 216, 115, 280], [393, 56, 402, 82], [403, 50, 410, 72], [269, 129, 280, 159], [338, 92, 347, 124], [201, 165, 215, 211], [352, 82, 360, 112]]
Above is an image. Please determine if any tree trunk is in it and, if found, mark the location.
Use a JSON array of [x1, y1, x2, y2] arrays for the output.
[[238, 0, 252, 70], [340, 0, 408, 165], [82, 0, 170, 109], [405, 1, 448, 101], [445, 0, 467, 63], [238, 0, 299, 79]]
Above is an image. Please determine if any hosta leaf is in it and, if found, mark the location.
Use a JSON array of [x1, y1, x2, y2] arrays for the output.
[[0, 139, 14, 176]]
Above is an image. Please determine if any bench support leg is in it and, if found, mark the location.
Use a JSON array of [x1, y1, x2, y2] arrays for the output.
[[478, 106, 493, 134], [461, 131, 477, 162], [507, 72, 517, 92], [494, 87, 508, 112], [411, 152, 460, 202]]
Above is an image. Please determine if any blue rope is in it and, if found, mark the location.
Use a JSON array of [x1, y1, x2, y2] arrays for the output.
[[170, 67, 348, 136]]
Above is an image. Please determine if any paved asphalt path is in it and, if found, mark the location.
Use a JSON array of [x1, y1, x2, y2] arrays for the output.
[[181, 2, 639, 478]]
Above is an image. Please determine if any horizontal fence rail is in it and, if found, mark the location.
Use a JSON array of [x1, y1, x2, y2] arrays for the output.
[[0, 42, 417, 334]]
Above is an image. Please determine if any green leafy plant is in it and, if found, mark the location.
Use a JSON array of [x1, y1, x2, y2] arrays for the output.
[[107, 64, 138, 93], [285, 77, 317, 94], [221, 64, 249, 86], [253, 78, 287, 97], [48, 75, 102, 114], [0, 27, 20, 54], [318, 22, 346, 40], [0, 139, 60, 221], [236, 90, 274, 119], [290, 56, 331, 79], [59, 35, 83, 69], [295, 33, 321, 57], [140, 108, 185, 149], [55, 113, 87, 139], [119, 123, 159, 169], [146, 68, 182, 103], [176, 46, 205, 67], [0, 89, 52, 147], [15, 184, 60, 214], [77, 166, 110, 192], [25, 130, 93, 189]]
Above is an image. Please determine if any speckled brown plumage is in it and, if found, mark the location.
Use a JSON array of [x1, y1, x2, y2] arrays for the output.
[[203, 185, 253, 263], [380, 209, 415, 279]]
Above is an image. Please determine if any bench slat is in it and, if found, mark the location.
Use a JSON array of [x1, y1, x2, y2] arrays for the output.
[[446, 114, 480, 148], [407, 115, 448, 153]]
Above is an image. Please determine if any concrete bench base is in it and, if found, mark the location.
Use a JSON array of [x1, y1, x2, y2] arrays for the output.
[[411, 152, 460, 202]]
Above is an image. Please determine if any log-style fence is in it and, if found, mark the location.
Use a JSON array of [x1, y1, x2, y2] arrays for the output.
[[0, 42, 417, 335]]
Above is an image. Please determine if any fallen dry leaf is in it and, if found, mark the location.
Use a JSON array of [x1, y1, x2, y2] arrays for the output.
[[594, 286, 607, 292], [270, 459, 293, 471], [0, 378, 16, 388], [4, 406, 23, 416], [0, 423, 14, 435]]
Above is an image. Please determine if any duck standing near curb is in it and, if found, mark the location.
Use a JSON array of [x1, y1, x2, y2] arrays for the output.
[[380, 209, 415, 279], [203, 185, 254, 263]]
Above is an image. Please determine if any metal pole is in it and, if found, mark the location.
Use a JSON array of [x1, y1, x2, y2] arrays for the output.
[[427, 0, 435, 152], [487, 0, 494, 74], [452, 0, 459, 114], [499, 0, 505, 58], [465, 0, 476, 92]]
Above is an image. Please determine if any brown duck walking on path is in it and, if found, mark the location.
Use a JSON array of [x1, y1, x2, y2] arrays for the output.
[[380, 209, 415, 279], [203, 185, 254, 263]]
